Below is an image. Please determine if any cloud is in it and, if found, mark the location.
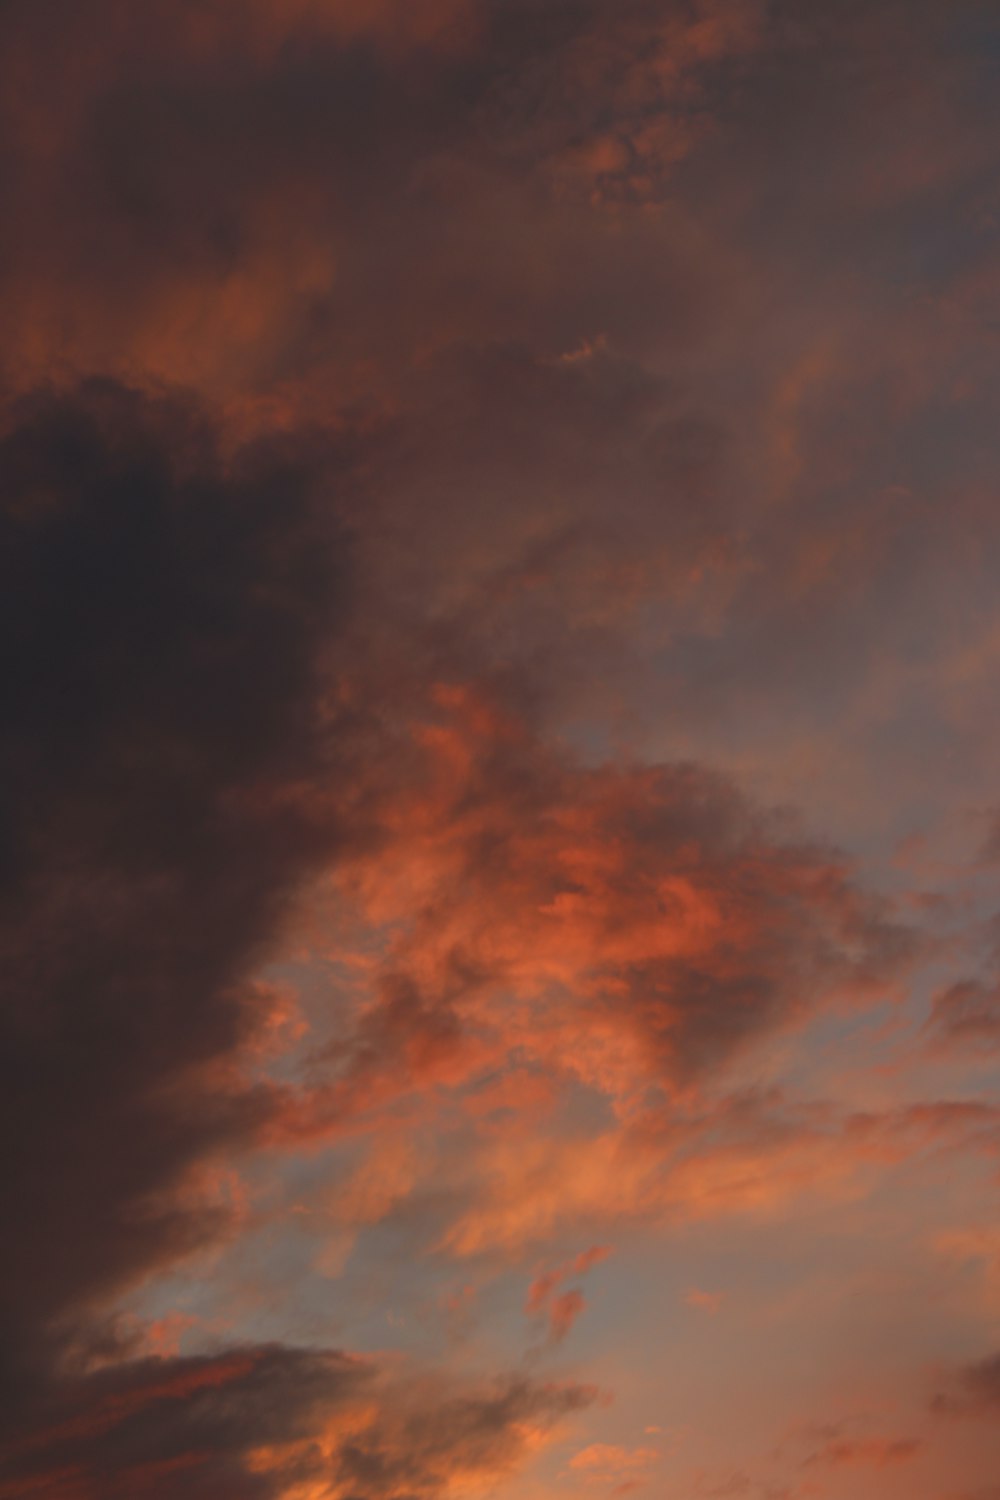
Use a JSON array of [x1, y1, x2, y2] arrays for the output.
[[295, 682, 911, 1133], [0, 379, 354, 1401], [933, 1225, 1000, 1313], [0, 347, 935, 1483], [526, 1247, 613, 1315], [928, 978, 1000, 1053], [567, 1442, 661, 1495], [934, 1351, 1000, 1416], [430, 1090, 985, 1257], [0, 0, 757, 399], [3, 3, 999, 1496], [0, 377, 602, 1497], [800, 1434, 920, 1471], [0, 1344, 594, 1499], [240, 673, 922, 1265], [523, 1247, 612, 1345]]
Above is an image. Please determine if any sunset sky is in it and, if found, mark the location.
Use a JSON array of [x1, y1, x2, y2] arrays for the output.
[[2, 2, 1000, 1497]]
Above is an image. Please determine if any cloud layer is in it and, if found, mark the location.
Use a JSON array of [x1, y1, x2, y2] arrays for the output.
[[3, 2, 1000, 1498]]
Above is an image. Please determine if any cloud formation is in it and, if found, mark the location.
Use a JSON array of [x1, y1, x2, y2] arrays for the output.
[[0, 1344, 592, 1500], [3, 1, 1000, 1497], [311, 684, 910, 1116], [0, 381, 598, 1490], [0, 378, 360, 1406]]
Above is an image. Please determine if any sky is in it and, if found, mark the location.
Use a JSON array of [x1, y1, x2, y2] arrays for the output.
[[1, 1, 1000, 1497]]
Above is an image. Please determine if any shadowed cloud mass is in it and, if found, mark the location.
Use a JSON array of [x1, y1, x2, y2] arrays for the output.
[[2, 1, 1000, 1497]]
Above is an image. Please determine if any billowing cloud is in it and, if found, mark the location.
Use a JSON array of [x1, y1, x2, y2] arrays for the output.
[[4, 1, 1000, 1497], [304, 684, 910, 1121], [0, 380, 355, 1399], [0, 379, 603, 1499]]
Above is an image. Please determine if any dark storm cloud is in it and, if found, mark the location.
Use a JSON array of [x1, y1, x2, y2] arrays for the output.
[[0, 0, 759, 393], [0, 380, 597, 1500], [0, 1345, 364, 1500], [0, 380, 352, 1395], [0, 1343, 593, 1499], [1, 1, 997, 1495]]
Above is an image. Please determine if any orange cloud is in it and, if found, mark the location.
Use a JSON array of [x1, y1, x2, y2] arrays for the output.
[[526, 1246, 613, 1315], [0, 1347, 595, 1500], [567, 1442, 661, 1494], [294, 682, 909, 1126], [5, 7, 1000, 1500]]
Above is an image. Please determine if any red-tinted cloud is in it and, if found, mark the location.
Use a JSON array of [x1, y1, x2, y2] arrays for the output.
[[4, 1, 1000, 1496], [285, 683, 910, 1140], [0, 1345, 593, 1499]]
